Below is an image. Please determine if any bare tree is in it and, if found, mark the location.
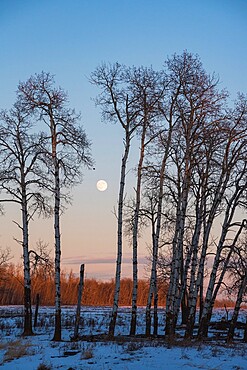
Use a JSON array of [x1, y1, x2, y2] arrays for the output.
[[144, 51, 195, 336], [0, 247, 11, 265], [17, 72, 92, 341], [0, 247, 12, 305], [158, 52, 227, 336], [29, 239, 53, 275], [0, 105, 49, 335], [197, 95, 247, 339], [0, 247, 12, 281], [91, 63, 155, 336], [143, 126, 178, 335], [125, 66, 166, 336]]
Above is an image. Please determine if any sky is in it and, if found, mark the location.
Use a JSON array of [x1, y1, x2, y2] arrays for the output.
[[0, 0, 247, 280]]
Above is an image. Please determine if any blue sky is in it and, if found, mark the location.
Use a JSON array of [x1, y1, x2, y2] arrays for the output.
[[0, 0, 247, 279]]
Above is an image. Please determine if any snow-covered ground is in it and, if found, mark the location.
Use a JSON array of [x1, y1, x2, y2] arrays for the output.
[[0, 306, 246, 369]]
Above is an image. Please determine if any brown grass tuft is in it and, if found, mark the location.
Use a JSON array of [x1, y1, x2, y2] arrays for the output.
[[3, 339, 33, 363], [81, 344, 94, 360]]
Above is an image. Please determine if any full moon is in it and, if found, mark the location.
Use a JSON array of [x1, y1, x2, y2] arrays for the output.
[[96, 179, 108, 192]]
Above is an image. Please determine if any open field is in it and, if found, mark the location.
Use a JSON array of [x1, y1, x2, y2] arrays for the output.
[[0, 306, 246, 369]]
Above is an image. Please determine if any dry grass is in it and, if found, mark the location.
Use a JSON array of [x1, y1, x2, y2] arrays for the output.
[[0, 342, 8, 350], [124, 342, 144, 352], [2, 339, 33, 363], [81, 344, 94, 360]]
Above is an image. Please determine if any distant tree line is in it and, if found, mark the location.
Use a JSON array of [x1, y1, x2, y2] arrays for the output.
[[0, 263, 168, 306], [0, 262, 236, 308]]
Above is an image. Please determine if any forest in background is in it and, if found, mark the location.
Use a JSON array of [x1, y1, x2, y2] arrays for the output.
[[0, 263, 238, 308], [0, 263, 165, 306]]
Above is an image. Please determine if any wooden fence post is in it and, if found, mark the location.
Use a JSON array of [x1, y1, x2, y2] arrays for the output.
[[73, 264, 85, 340]]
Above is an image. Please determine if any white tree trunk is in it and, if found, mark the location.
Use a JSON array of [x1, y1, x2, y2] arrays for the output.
[[146, 220, 157, 336], [198, 184, 246, 338], [109, 133, 131, 336], [198, 219, 246, 338], [186, 169, 231, 338], [165, 156, 191, 335], [130, 125, 147, 335], [184, 194, 204, 337], [52, 163, 62, 341], [227, 269, 247, 342], [22, 184, 33, 336], [145, 122, 173, 337]]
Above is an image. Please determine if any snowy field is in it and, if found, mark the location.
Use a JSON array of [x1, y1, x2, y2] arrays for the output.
[[0, 305, 246, 369]]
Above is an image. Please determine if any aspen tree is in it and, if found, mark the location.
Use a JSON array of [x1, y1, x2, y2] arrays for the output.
[[125, 67, 165, 336], [163, 51, 226, 336], [0, 105, 49, 335], [17, 72, 92, 341], [91, 63, 138, 336], [91, 64, 163, 335]]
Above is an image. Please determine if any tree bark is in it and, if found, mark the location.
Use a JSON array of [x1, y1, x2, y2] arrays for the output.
[[109, 133, 131, 337], [52, 162, 62, 341], [146, 219, 157, 337], [165, 201, 180, 337], [153, 290, 158, 336], [146, 124, 172, 336], [22, 182, 33, 336], [186, 164, 232, 338], [184, 184, 205, 338], [166, 162, 191, 335], [198, 189, 246, 339], [130, 125, 147, 336]]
